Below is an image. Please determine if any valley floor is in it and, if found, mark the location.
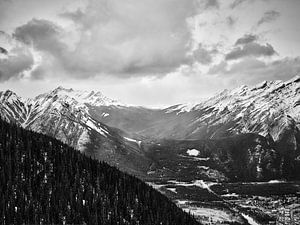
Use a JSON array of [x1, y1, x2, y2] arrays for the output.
[[148, 180, 300, 225]]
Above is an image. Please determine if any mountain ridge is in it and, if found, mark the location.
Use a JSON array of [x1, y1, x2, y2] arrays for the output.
[[0, 87, 152, 177], [1, 76, 300, 182], [2, 77, 300, 224], [0, 117, 200, 225]]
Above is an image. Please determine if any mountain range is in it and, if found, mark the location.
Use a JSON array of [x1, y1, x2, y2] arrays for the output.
[[1, 76, 300, 182], [0, 117, 200, 225]]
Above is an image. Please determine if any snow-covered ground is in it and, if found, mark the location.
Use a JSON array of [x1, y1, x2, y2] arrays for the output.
[[124, 137, 142, 148], [164, 75, 300, 141], [242, 213, 261, 225], [151, 179, 263, 225], [176, 199, 241, 224], [222, 193, 239, 197], [187, 149, 200, 156], [185, 207, 238, 224]]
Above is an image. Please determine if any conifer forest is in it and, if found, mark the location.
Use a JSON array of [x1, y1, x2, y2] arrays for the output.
[[0, 119, 200, 225]]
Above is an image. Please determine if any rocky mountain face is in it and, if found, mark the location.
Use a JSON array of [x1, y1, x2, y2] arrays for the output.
[[0, 118, 200, 225], [142, 133, 279, 182], [94, 76, 300, 140], [0, 87, 150, 176], [1, 76, 300, 181], [164, 76, 300, 139], [91, 76, 300, 180]]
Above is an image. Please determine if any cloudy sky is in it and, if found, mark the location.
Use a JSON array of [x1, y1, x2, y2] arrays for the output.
[[0, 0, 300, 107]]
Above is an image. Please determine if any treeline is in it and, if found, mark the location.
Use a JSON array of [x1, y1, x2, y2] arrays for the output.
[[0, 118, 200, 225]]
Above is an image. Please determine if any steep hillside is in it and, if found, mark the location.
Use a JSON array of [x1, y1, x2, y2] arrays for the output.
[[0, 90, 29, 124], [1, 80, 300, 224], [0, 87, 150, 176], [88, 76, 300, 181], [1, 77, 300, 182], [143, 134, 281, 182], [0, 118, 200, 225], [86, 76, 300, 161], [163, 76, 300, 140]]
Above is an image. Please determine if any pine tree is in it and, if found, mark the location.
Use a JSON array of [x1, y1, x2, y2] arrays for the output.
[[0, 118, 201, 225]]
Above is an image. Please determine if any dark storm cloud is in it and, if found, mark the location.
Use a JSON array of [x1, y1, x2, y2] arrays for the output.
[[257, 10, 280, 26], [225, 42, 276, 60], [235, 34, 258, 46]]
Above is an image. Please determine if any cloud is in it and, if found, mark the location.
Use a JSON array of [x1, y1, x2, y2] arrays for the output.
[[0, 46, 34, 81], [12, 0, 198, 79], [192, 44, 216, 65], [14, 19, 67, 56], [226, 16, 237, 27], [225, 42, 276, 60], [59, 9, 85, 24], [257, 10, 280, 26], [230, 0, 248, 9], [207, 61, 227, 75], [0, 30, 35, 81], [0, 47, 8, 55], [229, 0, 272, 9], [0, 30, 15, 50], [235, 34, 258, 45], [204, 0, 219, 9], [13, 19, 70, 79], [209, 57, 300, 84]]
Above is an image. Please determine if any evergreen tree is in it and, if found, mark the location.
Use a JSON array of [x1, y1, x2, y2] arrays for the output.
[[0, 118, 200, 225]]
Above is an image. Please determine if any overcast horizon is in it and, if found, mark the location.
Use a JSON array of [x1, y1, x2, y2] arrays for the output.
[[1, 0, 300, 107]]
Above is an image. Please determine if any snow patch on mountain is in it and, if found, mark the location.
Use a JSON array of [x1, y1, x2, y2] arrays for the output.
[[187, 149, 200, 156], [241, 213, 260, 225], [165, 102, 199, 114], [165, 74, 300, 141], [0, 87, 127, 152], [46, 86, 125, 107], [124, 137, 142, 148], [102, 112, 110, 117], [85, 119, 108, 137], [78, 130, 90, 151]]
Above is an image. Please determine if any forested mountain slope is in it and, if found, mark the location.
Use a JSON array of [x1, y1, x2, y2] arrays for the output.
[[1, 78, 300, 183], [0, 88, 151, 176], [0, 118, 200, 225]]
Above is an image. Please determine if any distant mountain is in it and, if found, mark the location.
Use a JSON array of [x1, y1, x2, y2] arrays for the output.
[[143, 133, 280, 182], [83, 76, 300, 181], [0, 118, 200, 225], [162, 76, 300, 140], [2, 79, 300, 225], [93, 75, 300, 142], [0, 87, 150, 176], [1, 76, 300, 182]]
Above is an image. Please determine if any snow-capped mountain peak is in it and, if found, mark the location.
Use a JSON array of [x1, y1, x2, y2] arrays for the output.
[[0, 89, 21, 102], [37, 86, 124, 107], [0, 87, 129, 153], [0, 90, 29, 124], [164, 75, 300, 116]]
